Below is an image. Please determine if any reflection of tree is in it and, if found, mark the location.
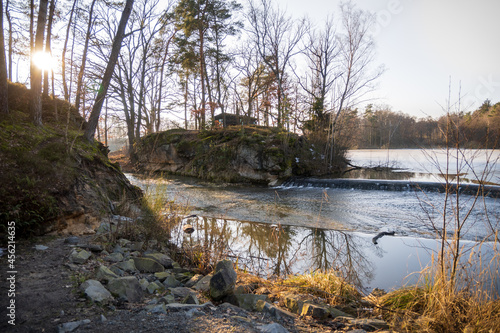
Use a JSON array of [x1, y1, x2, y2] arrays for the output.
[[178, 217, 374, 288], [302, 229, 374, 289], [239, 223, 296, 277]]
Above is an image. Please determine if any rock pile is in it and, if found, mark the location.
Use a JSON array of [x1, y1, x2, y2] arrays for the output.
[[61, 222, 394, 333]]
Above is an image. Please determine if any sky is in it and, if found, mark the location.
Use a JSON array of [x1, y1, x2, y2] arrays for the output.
[[278, 0, 500, 118]]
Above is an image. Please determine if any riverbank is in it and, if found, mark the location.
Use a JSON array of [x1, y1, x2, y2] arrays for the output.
[[0, 224, 392, 333]]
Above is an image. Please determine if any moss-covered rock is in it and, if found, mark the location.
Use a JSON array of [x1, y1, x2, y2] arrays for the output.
[[133, 126, 327, 184]]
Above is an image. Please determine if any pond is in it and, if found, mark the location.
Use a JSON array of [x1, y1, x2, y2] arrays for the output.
[[125, 149, 500, 293]]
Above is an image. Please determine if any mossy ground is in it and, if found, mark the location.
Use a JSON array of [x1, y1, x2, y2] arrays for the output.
[[0, 83, 135, 240]]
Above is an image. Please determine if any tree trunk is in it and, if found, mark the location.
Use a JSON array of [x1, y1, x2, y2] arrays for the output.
[[62, 0, 77, 101], [199, 28, 206, 128], [30, 0, 49, 126], [84, 0, 134, 142], [5, 0, 12, 81], [74, 0, 96, 114], [0, 0, 8, 114], [43, 0, 56, 97]]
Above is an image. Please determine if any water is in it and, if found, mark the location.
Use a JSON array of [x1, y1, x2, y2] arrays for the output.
[[125, 148, 500, 292], [169, 216, 499, 294], [347, 149, 500, 185]]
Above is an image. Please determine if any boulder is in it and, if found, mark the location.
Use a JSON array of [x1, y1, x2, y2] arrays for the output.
[[256, 300, 295, 321], [185, 274, 204, 288], [133, 257, 165, 273], [154, 272, 171, 282], [107, 277, 143, 302], [69, 249, 91, 264], [113, 259, 137, 273], [104, 252, 124, 263], [194, 274, 212, 292], [169, 287, 196, 300], [80, 280, 113, 303], [209, 259, 237, 300], [158, 294, 175, 304], [300, 303, 330, 320], [232, 294, 269, 311], [95, 265, 119, 282], [163, 275, 181, 288], [143, 252, 173, 268], [182, 294, 200, 305], [147, 281, 164, 294]]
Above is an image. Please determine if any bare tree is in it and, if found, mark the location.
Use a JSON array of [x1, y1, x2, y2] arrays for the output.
[[246, 0, 307, 128], [326, 2, 384, 165], [30, 0, 48, 126], [298, 16, 341, 131], [0, 0, 8, 114], [84, 0, 134, 142], [74, 0, 97, 114], [61, 0, 77, 102]]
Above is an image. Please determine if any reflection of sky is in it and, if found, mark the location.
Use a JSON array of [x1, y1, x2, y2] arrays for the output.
[[171, 217, 499, 294], [348, 149, 500, 185]]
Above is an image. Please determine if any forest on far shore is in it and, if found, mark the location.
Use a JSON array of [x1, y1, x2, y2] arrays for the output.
[[334, 100, 500, 149]]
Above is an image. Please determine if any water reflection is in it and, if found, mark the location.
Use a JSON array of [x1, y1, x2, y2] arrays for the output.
[[171, 216, 499, 294], [172, 216, 375, 289]]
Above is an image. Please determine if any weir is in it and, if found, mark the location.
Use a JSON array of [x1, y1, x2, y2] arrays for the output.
[[280, 177, 500, 198]]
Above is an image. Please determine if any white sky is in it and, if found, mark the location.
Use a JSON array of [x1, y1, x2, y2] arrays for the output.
[[278, 0, 500, 118]]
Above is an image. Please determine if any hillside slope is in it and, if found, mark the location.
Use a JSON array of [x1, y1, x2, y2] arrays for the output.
[[0, 83, 141, 238]]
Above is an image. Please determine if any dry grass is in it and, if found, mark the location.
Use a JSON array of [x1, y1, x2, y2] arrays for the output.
[[276, 270, 362, 306], [375, 265, 500, 333]]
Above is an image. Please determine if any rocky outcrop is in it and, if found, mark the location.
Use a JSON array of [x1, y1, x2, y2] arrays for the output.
[[133, 127, 326, 184]]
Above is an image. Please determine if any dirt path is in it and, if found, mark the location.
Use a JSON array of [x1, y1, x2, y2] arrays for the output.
[[0, 236, 337, 333]]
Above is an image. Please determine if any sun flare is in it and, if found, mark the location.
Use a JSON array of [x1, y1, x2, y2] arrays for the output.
[[32, 51, 56, 72]]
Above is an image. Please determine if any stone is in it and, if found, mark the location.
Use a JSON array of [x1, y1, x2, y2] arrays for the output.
[[158, 295, 175, 304], [300, 303, 330, 320], [139, 278, 149, 291], [78, 243, 103, 252], [133, 257, 165, 273], [96, 265, 119, 282], [107, 277, 143, 303], [158, 294, 175, 304], [348, 319, 390, 331], [147, 281, 164, 294], [129, 241, 144, 251], [232, 294, 269, 311], [114, 259, 137, 273], [154, 272, 171, 282], [35, 245, 49, 251], [169, 287, 196, 300], [64, 236, 80, 245], [104, 252, 124, 263], [109, 265, 124, 277], [69, 249, 91, 264], [164, 302, 214, 311], [145, 304, 167, 314], [186, 308, 204, 318], [80, 280, 113, 303], [185, 274, 204, 288], [194, 274, 212, 292], [258, 323, 290, 333], [162, 275, 181, 288], [345, 330, 367, 333], [209, 259, 237, 300], [182, 294, 200, 305], [256, 300, 295, 321], [112, 244, 125, 254], [283, 294, 306, 314], [330, 307, 353, 318], [58, 319, 91, 333], [118, 238, 131, 247], [143, 252, 173, 268]]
